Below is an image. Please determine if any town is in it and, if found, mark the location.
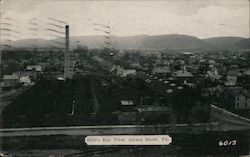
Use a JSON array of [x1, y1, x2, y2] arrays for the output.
[[0, 0, 249, 156], [1, 45, 250, 128], [0, 35, 250, 155]]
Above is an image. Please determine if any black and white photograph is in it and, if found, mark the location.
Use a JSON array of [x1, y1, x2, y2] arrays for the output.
[[0, 0, 250, 156]]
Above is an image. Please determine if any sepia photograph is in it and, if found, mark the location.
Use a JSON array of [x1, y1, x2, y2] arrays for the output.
[[0, 0, 250, 156]]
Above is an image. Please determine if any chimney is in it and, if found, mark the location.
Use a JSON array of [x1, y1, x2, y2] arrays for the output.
[[64, 25, 70, 80]]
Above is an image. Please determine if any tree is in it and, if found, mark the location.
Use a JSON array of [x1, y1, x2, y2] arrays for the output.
[[188, 102, 210, 123], [4, 60, 20, 75], [172, 88, 203, 123], [74, 45, 89, 58]]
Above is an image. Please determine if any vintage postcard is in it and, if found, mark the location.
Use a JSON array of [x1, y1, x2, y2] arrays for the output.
[[0, 0, 249, 156]]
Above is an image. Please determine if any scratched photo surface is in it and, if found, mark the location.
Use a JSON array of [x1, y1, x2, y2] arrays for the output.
[[0, 0, 249, 156]]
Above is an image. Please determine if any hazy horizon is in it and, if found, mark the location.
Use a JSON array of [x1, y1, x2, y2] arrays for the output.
[[1, 34, 249, 42]]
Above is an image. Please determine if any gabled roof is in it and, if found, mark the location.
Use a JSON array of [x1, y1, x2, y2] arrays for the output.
[[242, 90, 250, 98], [152, 66, 171, 73], [121, 100, 134, 106], [227, 70, 241, 76], [166, 89, 173, 93], [3, 75, 19, 80], [243, 69, 250, 75], [26, 65, 42, 72], [177, 86, 184, 90], [174, 70, 193, 77], [224, 88, 241, 97]]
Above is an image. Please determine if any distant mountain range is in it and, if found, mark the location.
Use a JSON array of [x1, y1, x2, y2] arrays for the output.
[[2, 34, 250, 51], [203, 37, 249, 50]]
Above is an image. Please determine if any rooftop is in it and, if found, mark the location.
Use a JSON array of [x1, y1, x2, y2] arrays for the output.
[[174, 70, 193, 77], [3, 74, 19, 80]]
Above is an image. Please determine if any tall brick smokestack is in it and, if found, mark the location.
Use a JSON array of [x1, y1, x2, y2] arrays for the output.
[[64, 25, 70, 80]]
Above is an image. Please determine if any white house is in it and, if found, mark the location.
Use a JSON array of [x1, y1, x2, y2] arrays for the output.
[[19, 75, 31, 85], [121, 100, 134, 106], [207, 68, 222, 81], [26, 65, 42, 72], [174, 66, 193, 78], [122, 69, 136, 77], [1, 74, 20, 89], [235, 90, 250, 109], [227, 70, 241, 83], [111, 65, 136, 77]]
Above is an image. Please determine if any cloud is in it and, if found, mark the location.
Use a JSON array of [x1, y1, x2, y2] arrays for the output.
[[1, 0, 44, 14], [167, 0, 249, 16], [0, 0, 249, 39]]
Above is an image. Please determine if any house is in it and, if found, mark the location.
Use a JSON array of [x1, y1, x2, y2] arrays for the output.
[[224, 81, 236, 87], [130, 62, 141, 69], [201, 84, 222, 97], [12, 72, 34, 86], [223, 87, 242, 109], [183, 79, 196, 88], [207, 68, 222, 81], [112, 66, 136, 77], [183, 52, 194, 55], [57, 76, 64, 81], [173, 66, 193, 78], [243, 69, 250, 76], [120, 100, 135, 112], [111, 65, 123, 76], [1, 74, 20, 90], [122, 69, 136, 77], [26, 65, 42, 72], [217, 65, 227, 75], [19, 74, 32, 86], [137, 106, 169, 112], [152, 66, 171, 75], [235, 90, 250, 110], [121, 100, 134, 106], [226, 70, 241, 85], [208, 60, 216, 65]]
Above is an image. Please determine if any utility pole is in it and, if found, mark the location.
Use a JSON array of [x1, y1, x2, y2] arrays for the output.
[[140, 97, 143, 134], [71, 100, 75, 115]]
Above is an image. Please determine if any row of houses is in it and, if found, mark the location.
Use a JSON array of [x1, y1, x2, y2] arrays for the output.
[[136, 62, 250, 111], [1, 65, 42, 90], [111, 65, 136, 77]]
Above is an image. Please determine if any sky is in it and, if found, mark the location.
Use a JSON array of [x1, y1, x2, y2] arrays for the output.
[[0, 0, 249, 40]]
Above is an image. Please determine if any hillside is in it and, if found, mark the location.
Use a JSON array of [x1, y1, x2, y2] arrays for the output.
[[233, 38, 250, 50], [72, 34, 212, 50], [136, 34, 210, 49], [10, 38, 51, 48], [4, 34, 249, 50], [4, 34, 211, 50], [203, 37, 248, 50]]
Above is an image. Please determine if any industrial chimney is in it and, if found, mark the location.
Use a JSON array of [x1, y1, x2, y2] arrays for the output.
[[64, 25, 70, 80]]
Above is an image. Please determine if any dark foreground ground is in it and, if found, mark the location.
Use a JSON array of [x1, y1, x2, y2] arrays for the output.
[[1, 76, 210, 128], [1, 130, 249, 156]]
